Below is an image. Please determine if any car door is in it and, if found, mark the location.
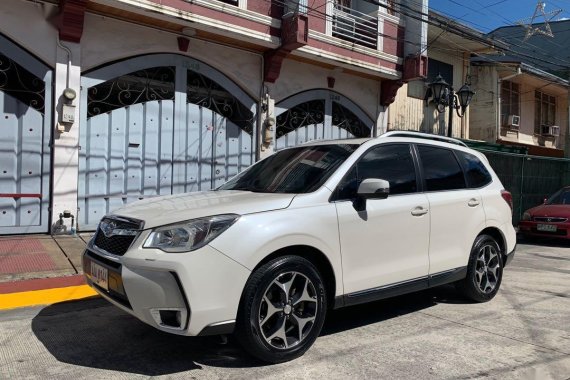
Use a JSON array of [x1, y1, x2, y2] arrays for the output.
[[415, 145, 486, 275], [334, 143, 430, 296]]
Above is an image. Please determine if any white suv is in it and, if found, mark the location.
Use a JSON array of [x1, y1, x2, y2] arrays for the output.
[[83, 131, 516, 363]]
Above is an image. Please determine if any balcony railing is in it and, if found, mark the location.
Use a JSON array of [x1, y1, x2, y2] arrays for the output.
[[332, 4, 378, 49]]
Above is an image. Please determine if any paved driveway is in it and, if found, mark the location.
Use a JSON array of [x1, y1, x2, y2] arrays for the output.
[[1, 241, 569, 379]]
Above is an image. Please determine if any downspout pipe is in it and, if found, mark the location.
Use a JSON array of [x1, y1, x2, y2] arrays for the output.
[[258, 53, 264, 161], [497, 67, 522, 141]]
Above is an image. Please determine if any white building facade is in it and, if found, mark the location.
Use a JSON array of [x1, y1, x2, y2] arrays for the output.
[[0, 0, 428, 234]]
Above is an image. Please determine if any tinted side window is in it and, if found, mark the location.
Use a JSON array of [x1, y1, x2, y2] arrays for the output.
[[418, 145, 466, 191], [336, 144, 417, 199], [456, 151, 492, 188]]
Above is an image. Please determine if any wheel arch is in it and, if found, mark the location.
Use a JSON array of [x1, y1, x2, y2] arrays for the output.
[[248, 245, 338, 310], [479, 227, 507, 261]]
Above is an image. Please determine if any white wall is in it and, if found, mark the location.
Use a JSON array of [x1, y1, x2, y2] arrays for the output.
[[470, 66, 569, 150], [1, 0, 385, 233], [268, 58, 380, 122], [388, 47, 467, 137], [81, 14, 262, 99], [469, 66, 498, 142], [0, 0, 82, 233], [0, 0, 58, 67]]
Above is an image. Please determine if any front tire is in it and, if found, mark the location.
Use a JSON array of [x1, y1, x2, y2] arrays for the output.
[[235, 255, 327, 363], [456, 234, 504, 302]]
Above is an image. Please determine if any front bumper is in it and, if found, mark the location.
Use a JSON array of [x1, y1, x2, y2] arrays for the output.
[[83, 243, 251, 336]]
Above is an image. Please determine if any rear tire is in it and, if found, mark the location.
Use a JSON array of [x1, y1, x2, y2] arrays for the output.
[[235, 255, 327, 363], [456, 234, 503, 302]]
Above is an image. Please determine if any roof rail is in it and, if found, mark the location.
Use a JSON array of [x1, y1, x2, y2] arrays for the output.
[[379, 131, 468, 147]]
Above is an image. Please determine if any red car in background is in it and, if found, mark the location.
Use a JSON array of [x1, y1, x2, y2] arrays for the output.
[[519, 186, 570, 239]]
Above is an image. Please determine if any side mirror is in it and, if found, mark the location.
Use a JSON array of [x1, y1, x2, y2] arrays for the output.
[[357, 178, 390, 200]]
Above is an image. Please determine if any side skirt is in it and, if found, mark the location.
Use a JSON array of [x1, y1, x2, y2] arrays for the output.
[[337, 267, 467, 308]]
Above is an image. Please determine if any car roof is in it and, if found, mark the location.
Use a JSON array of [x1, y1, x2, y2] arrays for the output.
[[301, 138, 371, 146], [297, 132, 489, 163], [300, 132, 468, 150]]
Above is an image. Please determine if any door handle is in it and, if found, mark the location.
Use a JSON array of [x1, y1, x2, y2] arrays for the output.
[[411, 206, 428, 216], [468, 199, 480, 207]]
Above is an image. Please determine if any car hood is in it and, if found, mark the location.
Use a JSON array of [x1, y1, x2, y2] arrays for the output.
[[110, 191, 295, 229], [527, 204, 570, 218]]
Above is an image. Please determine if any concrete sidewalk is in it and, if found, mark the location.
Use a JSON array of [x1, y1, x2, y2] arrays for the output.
[[0, 233, 97, 309]]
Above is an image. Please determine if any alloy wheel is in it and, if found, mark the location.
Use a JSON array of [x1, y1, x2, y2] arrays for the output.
[[258, 271, 318, 349], [475, 244, 501, 293]]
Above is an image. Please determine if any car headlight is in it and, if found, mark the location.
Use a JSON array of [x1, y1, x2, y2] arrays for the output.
[[522, 212, 531, 221], [143, 214, 239, 253]]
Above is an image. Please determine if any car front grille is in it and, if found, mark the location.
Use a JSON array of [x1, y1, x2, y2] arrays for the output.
[[93, 217, 143, 256], [533, 217, 568, 223]]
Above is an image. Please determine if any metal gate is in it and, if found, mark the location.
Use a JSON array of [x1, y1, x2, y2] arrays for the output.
[[275, 89, 373, 149], [0, 34, 52, 234], [475, 148, 570, 225], [79, 55, 256, 230]]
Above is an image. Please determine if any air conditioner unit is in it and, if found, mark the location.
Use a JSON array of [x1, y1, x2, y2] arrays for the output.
[[507, 115, 520, 128], [540, 125, 560, 137]]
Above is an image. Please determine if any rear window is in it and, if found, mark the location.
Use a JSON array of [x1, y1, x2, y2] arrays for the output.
[[417, 145, 466, 191], [456, 151, 492, 188]]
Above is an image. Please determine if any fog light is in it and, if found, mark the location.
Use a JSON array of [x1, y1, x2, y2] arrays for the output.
[[160, 310, 181, 328], [150, 308, 187, 330]]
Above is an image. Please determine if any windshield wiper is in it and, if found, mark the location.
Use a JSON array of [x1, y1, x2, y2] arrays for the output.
[[224, 185, 267, 193]]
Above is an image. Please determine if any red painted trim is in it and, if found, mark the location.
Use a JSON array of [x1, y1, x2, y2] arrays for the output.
[[177, 36, 190, 52], [307, 37, 400, 71], [380, 79, 404, 106], [0, 194, 42, 199], [112, 0, 401, 74], [264, 49, 289, 83], [247, 0, 282, 19], [58, 0, 88, 43], [148, 0, 276, 36], [383, 22, 405, 58], [264, 14, 308, 83], [0, 275, 86, 294]]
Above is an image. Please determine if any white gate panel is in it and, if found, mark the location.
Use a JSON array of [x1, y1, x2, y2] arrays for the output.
[[0, 35, 52, 234], [79, 55, 256, 230]]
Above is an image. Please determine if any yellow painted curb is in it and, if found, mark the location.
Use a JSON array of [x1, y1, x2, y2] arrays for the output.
[[0, 285, 98, 311]]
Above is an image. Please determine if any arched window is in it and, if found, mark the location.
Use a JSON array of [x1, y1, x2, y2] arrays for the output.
[[275, 89, 373, 150]]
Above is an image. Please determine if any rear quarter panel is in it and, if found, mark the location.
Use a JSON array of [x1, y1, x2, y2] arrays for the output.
[[480, 179, 517, 254]]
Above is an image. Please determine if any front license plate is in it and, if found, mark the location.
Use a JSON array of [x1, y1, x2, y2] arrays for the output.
[[90, 261, 108, 291], [537, 224, 557, 232]]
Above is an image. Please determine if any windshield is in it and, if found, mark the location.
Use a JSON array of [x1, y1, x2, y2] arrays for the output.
[[218, 144, 359, 193], [546, 188, 570, 205]]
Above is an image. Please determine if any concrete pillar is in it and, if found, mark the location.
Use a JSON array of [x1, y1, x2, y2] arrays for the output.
[[377, 106, 388, 136], [51, 41, 81, 234], [259, 94, 276, 160]]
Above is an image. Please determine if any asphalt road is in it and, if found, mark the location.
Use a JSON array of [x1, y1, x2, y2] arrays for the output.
[[1, 241, 569, 380]]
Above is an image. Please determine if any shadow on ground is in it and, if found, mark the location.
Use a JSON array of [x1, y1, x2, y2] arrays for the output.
[[32, 286, 466, 376], [517, 234, 570, 249]]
